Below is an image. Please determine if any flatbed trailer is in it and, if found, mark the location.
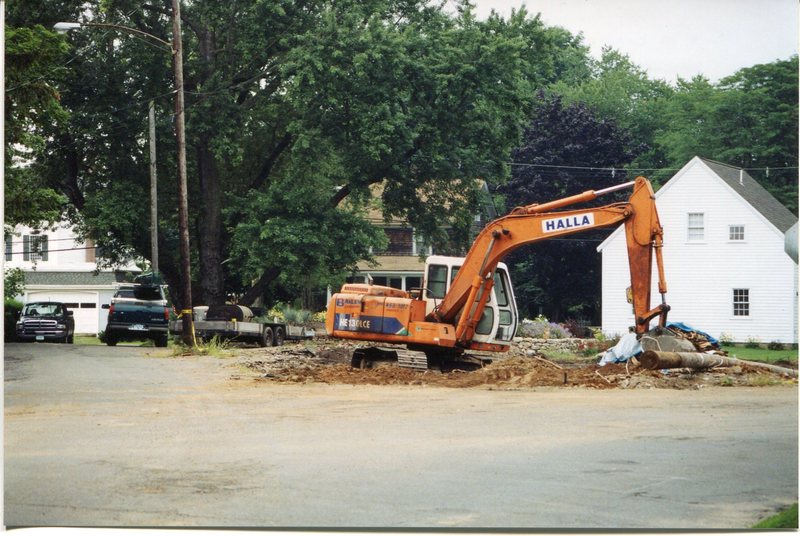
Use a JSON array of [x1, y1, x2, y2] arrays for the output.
[[169, 318, 314, 347]]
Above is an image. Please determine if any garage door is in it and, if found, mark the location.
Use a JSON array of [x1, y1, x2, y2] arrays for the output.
[[26, 292, 99, 334]]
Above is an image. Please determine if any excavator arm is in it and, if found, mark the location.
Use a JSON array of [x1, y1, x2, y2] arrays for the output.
[[428, 177, 669, 345]]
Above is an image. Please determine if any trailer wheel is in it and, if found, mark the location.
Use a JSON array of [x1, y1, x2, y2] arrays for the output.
[[273, 326, 285, 346], [259, 326, 274, 347]]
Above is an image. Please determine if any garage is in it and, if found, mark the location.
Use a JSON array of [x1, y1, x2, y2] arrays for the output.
[[26, 291, 99, 334]]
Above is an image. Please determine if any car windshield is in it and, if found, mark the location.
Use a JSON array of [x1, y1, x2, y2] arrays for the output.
[[24, 303, 63, 316]]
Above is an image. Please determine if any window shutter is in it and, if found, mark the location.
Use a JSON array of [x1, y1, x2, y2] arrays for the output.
[[23, 235, 30, 261]]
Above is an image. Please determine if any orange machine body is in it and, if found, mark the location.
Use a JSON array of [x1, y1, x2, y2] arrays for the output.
[[325, 283, 459, 348], [327, 176, 669, 355]]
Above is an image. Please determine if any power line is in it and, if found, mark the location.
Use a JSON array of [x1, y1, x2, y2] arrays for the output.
[[509, 161, 799, 174]]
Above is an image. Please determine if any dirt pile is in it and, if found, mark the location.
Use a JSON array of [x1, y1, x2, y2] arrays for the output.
[[230, 339, 798, 390]]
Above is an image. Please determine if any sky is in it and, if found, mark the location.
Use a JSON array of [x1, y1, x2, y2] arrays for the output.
[[470, 0, 799, 83]]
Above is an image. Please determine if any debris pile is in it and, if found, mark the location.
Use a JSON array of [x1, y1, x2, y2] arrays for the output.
[[230, 339, 798, 390]]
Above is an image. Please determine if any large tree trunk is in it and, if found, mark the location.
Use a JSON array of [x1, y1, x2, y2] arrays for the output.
[[196, 136, 226, 306]]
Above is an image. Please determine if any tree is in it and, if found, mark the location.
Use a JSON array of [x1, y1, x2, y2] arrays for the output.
[[658, 57, 798, 213], [498, 91, 639, 322], [28, 0, 558, 308], [4, 24, 69, 230], [553, 47, 673, 184]]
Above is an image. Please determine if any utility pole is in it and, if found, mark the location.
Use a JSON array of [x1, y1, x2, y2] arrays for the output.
[[171, 0, 194, 346], [148, 100, 158, 275], [54, 10, 196, 346]]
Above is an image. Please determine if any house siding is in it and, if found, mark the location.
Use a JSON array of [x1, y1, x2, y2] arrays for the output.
[[6, 223, 141, 335], [600, 159, 798, 343]]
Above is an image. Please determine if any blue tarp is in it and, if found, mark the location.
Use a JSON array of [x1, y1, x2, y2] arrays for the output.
[[667, 321, 719, 345]]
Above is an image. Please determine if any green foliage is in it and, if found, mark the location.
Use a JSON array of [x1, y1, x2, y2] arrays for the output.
[[4, 298, 23, 342], [4, 267, 26, 300], [745, 336, 762, 349], [767, 340, 786, 351], [499, 91, 638, 323], [718, 332, 734, 347], [282, 307, 313, 327], [753, 503, 798, 529], [12, 1, 797, 311], [172, 336, 229, 358], [4, 24, 69, 229], [518, 318, 572, 339]]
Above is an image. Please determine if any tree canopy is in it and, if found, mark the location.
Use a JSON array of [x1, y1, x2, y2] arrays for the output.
[[6, 1, 797, 318], [497, 91, 638, 321]]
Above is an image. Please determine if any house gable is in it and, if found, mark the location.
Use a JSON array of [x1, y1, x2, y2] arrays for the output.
[[598, 156, 798, 343], [598, 156, 797, 252]]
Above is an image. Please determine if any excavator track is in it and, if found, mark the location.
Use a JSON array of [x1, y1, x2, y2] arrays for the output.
[[350, 346, 491, 371]]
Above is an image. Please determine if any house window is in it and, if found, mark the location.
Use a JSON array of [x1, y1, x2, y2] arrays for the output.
[[687, 213, 704, 241], [729, 225, 745, 241], [5, 236, 11, 261], [412, 230, 432, 256], [382, 228, 413, 255], [733, 288, 750, 316], [405, 276, 422, 292], [23, 234, 49, 262]]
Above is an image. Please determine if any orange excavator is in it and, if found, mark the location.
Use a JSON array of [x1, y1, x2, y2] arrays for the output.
[[326, 176, 670, 369]]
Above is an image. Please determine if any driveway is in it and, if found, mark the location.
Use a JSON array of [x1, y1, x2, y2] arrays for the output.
[[4, 342, 797, 528]]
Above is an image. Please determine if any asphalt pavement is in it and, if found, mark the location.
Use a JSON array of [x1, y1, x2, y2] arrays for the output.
[[4, 342, 798, 529]]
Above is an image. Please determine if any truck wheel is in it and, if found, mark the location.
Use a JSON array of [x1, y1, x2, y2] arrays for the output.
[[155, 335, 169, 348], [67, 334, 74, 344], [106, 335, 118, 346], [274, 326, 285, 346], [259, 327, 274, 348]]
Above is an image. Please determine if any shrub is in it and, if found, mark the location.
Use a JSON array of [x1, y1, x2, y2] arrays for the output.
[[283, 306, 313, 326], [767, 340, 785, 351], [518, 318, 572, 339], [718, 332, 734, 347], [4, 298, 22, 342], [562, 318, 592, 338], [265, 303, 286, 322], [744, 336, 762, 349]]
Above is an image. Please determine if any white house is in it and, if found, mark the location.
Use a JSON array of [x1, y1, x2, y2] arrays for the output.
[[598, 156, 798, 344], [5, 222, 141, 335]]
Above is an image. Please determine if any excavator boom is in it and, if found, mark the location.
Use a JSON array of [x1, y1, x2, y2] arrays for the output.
[[326, 176, 669, 361]]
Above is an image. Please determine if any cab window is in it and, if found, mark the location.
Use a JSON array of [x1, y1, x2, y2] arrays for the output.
[[493, 271, 509, 307], [427, 265, 448, 299]]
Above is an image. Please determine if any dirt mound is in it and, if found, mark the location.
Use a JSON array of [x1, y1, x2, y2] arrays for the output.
[[232, 341, 798, 390]]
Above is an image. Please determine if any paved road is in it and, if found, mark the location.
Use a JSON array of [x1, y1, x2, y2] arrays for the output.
[[4, 342, 797, 529]]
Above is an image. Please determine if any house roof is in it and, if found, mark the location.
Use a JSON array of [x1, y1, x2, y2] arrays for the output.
[[23, 271, 132, 286], [598, 156, 798, 251], [698, 157, 796, 233], [355, 255, 426, 273]]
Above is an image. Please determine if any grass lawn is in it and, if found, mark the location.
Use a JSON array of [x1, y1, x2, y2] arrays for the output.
[[753, 503, 798, 529], [722, 345, 798, 364], [74, 335, 102, 345], [73, 335, 159, 347]]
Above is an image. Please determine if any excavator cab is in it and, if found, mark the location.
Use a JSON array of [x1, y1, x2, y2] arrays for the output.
[[423, 255, 518, 347]]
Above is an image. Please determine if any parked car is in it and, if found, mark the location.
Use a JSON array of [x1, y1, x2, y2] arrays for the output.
[[16, 301, 75, 343], [104, 283, 170, 347]]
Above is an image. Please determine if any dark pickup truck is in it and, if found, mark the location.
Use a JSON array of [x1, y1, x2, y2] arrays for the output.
[[16, 301, 75, 343], [104, 284, 170, 347]]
